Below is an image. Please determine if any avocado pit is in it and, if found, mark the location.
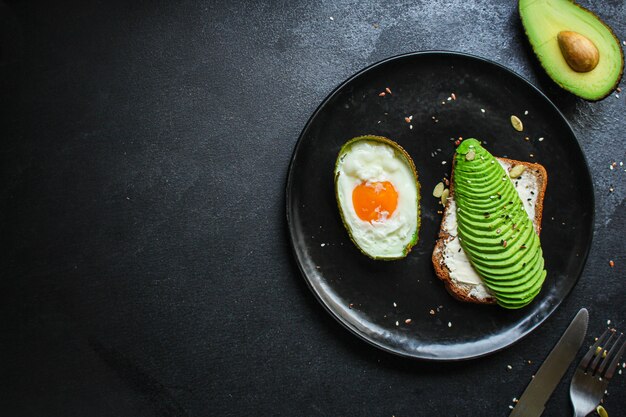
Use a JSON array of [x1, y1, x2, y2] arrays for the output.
[[557, 30, 599, 73]]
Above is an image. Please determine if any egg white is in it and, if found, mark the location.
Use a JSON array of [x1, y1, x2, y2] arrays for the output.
[[335, 140, 418, 259]]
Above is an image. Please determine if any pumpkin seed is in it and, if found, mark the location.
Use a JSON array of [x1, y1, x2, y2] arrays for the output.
[[433, 182, 445, 198], [597, 405, 608, 417], [466, 149, 476, 161], [511, 115, 523, 131], [509, 165, 526, 179], [440, 188, 449, 206]]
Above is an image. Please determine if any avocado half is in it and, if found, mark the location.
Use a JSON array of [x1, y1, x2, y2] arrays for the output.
[[519, 0, 624, 101], [334, 135, 421, 260]]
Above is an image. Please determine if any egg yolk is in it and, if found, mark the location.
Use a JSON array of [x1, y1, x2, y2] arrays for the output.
[[352, 181, 398, 222]]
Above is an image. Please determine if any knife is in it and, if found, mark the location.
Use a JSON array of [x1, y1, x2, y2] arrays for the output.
[[509, 308, 589, 417]]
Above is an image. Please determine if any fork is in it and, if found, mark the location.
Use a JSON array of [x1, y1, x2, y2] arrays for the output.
[[570, 328, 626, 417]]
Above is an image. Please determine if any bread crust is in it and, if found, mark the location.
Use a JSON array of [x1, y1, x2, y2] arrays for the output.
[[432, 157, 548, 304]]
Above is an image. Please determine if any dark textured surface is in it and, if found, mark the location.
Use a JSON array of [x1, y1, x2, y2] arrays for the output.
[[0, 1, 624, 416]]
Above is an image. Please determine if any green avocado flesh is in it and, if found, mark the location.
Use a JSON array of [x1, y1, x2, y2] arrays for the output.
[[454, 139, 547, 309], [519, 0, 624, 101]]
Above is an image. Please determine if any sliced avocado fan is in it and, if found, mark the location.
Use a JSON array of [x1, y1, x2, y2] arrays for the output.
[[519, 0, 624, 101], [454, 139, 547, 309]]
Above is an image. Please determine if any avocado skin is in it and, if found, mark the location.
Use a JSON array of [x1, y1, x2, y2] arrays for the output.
[[334, 135, 421, 260], [454, 139, 547, 308], [519, 0, 624, 101]]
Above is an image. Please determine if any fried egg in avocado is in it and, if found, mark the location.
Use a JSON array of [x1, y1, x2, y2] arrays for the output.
[[334, 135, 421, 260]]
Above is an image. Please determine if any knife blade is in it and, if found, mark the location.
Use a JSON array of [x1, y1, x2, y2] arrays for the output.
[[509, 308, 589, 417]]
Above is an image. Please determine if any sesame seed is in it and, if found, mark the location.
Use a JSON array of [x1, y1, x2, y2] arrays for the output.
[[409, 125, 413, 130], [385, 87, 392, 95], [329, 16, 334, 20], [509, 406, 514, 410], [395, 321, 399, 326], [607, 319, 611, 325], [393, 302, 397, 307], [320, 243, 325, 247], [448, 321, 452, 327], [538, 137, 544, 142], [507, 365, 512, 370], [524, 110, 528, 115], [442, 161, 447, 165], [405, 319, 412, 324], [480, 108, 485, 113]]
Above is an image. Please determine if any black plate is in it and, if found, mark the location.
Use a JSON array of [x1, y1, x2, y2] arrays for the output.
[[286, 51, 594, 361]]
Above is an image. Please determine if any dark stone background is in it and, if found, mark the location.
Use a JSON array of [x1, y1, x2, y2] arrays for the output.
[[1, 1, 624, 416]]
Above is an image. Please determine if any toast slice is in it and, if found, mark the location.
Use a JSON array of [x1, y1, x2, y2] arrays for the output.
[[432, 157, 548, 304]]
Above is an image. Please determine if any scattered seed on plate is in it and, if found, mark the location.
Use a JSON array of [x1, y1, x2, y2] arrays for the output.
[[440, 188, 449, 206], [538, 137, 544, 142], [507, 365, 513, 370], [442, 161, 447, 165], [433, 182, 445, 198], [448, 321, 452, 327], [379, 92, 386, 97], [609, 260, 615, 268], [511, 115, 524, 131], [405, 319, 412, 324], [607, 319, 612, 325], [385, 87, 392, 95], [524, 110, 528, 115], [409, 125, 413, 130], [395, 321, 399, 326], [329, 16, 334, 20], [481, 108, 485, 113], [429, 309, 435, 315], [451, 93, 456, 100]]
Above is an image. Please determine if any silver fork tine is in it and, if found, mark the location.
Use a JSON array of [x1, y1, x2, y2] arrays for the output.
[[604, 338, 626, 380], [598, 333, 623, 375], [590, 331, 615, 374], [580, 329, 610, 370]]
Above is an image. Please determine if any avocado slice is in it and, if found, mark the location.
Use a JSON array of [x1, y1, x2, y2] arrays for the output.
[[454, 139, 547, 309], [519, 0, 624, 101]]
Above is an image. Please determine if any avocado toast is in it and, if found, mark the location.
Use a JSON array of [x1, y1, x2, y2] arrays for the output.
[[432, 139, 548, 309]]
